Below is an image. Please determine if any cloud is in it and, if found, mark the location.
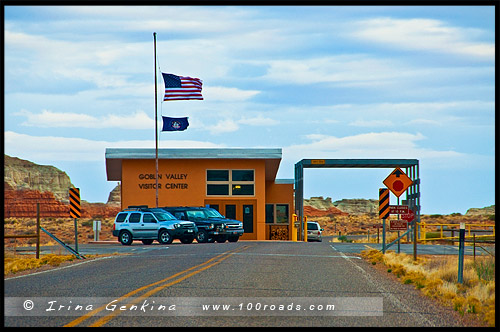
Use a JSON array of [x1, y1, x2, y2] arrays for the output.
[[349, 119, 393, 127], [262, 55, 400, 86], [16, 109, 154, 129], [203, 86, 261, 102], [350, 17, 494, 59], [281, 131, 470, 170], [206, 119, 240, 135], [206, 115, 279, 135], [4, 131, 223, 162]]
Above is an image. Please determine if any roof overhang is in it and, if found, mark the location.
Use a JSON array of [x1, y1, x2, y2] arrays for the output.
[[105, 148, 282, 182]]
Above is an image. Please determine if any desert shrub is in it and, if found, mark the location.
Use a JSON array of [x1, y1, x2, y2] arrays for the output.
[[80, 220, 93, 227], [360, 249, 384, 264], [361, 251, 495, 326], [472, 257, 495, 281], [337, 235, 352, 243]]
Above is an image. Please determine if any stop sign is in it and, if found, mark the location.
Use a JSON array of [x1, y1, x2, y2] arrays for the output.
[[401, 209, 415, 222]]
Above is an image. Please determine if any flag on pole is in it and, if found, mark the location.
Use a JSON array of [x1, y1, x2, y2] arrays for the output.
[[162, 73, 203, 101], [162, 116, 189, 131]]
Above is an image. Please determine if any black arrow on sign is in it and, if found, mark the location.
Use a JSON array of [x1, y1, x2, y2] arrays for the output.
[[393, 169, 403, 177]]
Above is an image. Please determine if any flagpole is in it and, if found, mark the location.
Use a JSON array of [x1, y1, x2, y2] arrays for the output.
[[153, 32, 159, 208]]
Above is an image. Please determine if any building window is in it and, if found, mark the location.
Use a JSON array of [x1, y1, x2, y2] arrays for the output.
[[232, 170, 254, 181], [265, 204, 289, 224], [207, 184, 229, 196], [206, 169, 254, 196], [276, 204, 289, 224], [207, 170, 229, 181], [265, 204, 274, 223]]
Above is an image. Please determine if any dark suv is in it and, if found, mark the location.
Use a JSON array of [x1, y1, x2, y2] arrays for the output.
[[112, 206, 198, 245], [162, 206, 244, 243]]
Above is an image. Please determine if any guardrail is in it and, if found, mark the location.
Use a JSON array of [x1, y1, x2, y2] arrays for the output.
[[417, 222, 495, 242]]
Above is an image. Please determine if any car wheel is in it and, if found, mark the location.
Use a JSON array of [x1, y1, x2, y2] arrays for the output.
[[142, 239, 154, 245], [196, 230, 209, 243], [180, 237, 194, 244], [119, 231, 133, 245], [158, 230, 173, 244]]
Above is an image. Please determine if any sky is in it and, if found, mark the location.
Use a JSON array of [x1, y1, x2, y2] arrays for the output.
[[3, 5, 496, 215]]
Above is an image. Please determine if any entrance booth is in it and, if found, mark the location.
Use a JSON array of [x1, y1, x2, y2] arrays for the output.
[[105, 148, 294, 240]]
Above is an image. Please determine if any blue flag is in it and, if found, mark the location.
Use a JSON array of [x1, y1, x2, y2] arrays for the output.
[[162, 116, 189, 131]]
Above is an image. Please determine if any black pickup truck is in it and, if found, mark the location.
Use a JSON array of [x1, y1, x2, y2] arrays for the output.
[[162, 206, 244, 243]]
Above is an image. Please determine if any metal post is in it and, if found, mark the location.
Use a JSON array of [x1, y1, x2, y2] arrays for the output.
[[74, 218, 78, 253], [413, 163, 418, 261], [36, 203, 40, 259], [397, 196, 400, 254], [473, 233, 476, 261], [304, 216, 307, 242], [382, 218, 386, 254], [153, 32, 159, 208], [457, 222, 465, 284]]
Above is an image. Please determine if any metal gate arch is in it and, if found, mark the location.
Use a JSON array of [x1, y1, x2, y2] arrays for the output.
[[294, 159, 420, 241]]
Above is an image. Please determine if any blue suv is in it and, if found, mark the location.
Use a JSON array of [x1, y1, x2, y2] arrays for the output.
[[162, 206, 244, 243]]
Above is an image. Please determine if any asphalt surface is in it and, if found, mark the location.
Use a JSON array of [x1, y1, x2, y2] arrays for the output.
[[4, 240, 487, 327], [10, 236, 495, 257]]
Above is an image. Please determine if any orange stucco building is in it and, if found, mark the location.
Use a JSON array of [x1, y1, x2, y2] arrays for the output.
[[105, 148, 294, 240]]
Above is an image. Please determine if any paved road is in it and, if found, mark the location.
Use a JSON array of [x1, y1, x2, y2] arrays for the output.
[[11, 237, 494, 257], [5, 241, 479, 327]]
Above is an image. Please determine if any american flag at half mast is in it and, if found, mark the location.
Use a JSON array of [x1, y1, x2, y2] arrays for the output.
[[162, 73, 203, 101]]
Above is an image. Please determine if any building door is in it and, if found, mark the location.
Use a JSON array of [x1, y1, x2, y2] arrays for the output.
[[242, 204, 253, 233], [225, 204, 237, 220], [205, 200, 256, 239]]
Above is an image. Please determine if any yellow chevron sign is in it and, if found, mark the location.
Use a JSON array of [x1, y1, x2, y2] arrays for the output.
[[378, 188, 390, 219], [69, 187, 81, 218]]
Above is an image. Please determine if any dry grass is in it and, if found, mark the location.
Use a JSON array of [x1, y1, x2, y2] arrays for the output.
[[4, 253, 77, 275], [361, 249, 495, 326]]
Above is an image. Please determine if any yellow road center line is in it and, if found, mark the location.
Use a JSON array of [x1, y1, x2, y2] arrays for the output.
[[65, 246, 249, 327], [90, 246, 248, 327]]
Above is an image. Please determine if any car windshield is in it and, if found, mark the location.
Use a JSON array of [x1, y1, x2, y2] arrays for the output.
[[204, 208, 224, 218], [154, 211, 176, 221], [307, 223, 318, 230], [186, 210, 207, 219]]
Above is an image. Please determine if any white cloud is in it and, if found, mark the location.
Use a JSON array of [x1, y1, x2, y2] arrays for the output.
[[16, 110, 154, 129], [203, 86, 261, 102], [207, 119, 240, 135], [281, 131, 470, 170], [262, 55, 400, 86], [4, 131, 223, 162], [349, 119, 393, 127], [350, 17, 494, 59], [205, 115, 279, 135], [238, 115, 279, 126]]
